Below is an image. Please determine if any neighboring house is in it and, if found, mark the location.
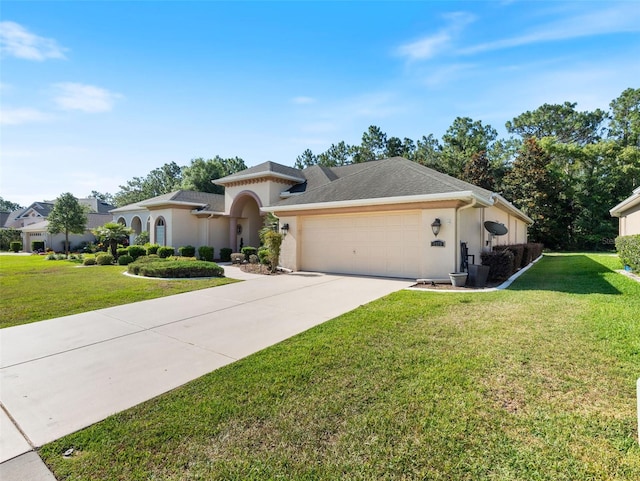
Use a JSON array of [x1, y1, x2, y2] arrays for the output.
[[113, 157, 532, 280], [2, 198, 115, 252], [610, 186, 640, 236]]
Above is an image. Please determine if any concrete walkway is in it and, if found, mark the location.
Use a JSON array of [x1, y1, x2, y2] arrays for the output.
[[0, 266, 411, 479]]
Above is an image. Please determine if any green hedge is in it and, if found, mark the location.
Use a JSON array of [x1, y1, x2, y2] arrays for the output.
[[615, 235, 640, 272], [241, 246, 257, 261], [118, 254, 134, 265], [127, 245, 146, 259], [158, 246, 175, 258], [31, 241, 45, 252], [128, 258, 224, 278], [96, 253, 114, 265], [198, 246, 214, 262], [146, 244, 160, 255], [219, 247, 232, 262], [481, 250, 515, 281], [178, 245, 196, 257], [10, 241, 22, 253]]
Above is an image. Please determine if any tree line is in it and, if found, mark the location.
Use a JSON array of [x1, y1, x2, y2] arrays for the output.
[[292, 88, 639, 250]]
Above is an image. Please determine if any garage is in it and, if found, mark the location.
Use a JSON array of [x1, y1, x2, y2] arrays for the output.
[[300, 211, 423, 278]]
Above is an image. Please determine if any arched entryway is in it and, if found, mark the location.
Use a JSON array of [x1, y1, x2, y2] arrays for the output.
[[229, 191, 263, 252], [130, 216, 142, 244]]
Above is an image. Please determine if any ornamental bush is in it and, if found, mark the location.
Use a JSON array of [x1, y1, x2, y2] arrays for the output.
[[117, 247, 129, 258], [128, 258, 224, 278], [83, 257, 96, 266], [615, 234, 640, 272], [127, 245, 146, 260], [31, 241, 45, 252], [481, 250, 515, 281], [118, 254, 134, 265], [241, 246, 257, 261], [258, 247, 270, 265], [146, 244, 160, 255], [10, 241, 21, 253], [219, 247, 232, 262], [198, 246, 214, 262], [96, 253, 114, 265], [157, 246, 175, 258], [178, 245, 196, 257], [230, 253, 244, 264]]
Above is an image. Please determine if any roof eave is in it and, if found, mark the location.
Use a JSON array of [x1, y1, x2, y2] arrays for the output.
[[215, 172, 306, 186], [264, 191, 489, 213], [610, 189, 640, 217]]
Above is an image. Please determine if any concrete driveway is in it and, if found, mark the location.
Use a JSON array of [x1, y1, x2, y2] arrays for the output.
[[0, 266, 410, 471]]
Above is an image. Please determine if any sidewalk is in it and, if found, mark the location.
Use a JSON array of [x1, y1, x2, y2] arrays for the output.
[[0, 266, 411, 479]]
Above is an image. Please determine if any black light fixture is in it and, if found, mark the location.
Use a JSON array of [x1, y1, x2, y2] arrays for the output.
[[281, 223, 289, 233], [431, 218, 441, 237]]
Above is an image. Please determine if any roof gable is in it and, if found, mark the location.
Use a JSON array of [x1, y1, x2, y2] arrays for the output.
[[216, 161, 305, 185]]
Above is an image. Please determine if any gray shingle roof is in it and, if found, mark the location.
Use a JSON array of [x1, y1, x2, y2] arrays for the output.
[[134, 191, 226, 212], [216, 161, 305, 184], [277, 157, 493, 206]]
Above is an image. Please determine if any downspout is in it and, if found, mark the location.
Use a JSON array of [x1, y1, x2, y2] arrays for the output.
[[455, 197, 478, 273]]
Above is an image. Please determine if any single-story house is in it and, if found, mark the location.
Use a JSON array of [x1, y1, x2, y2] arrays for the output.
[[112, 157, 532, 279], [610, 187, 640, 236], [3, 198, 115, 252]]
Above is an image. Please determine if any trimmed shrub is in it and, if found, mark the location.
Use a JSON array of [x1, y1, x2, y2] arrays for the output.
[[241, 246, 257, 261], [127, 245, 146, 260], [249, 254, 259, 264], [31, 241, 45, 252], [83, 257, 96, 266], [146, 244, 160, 255], [258, 247, 270, 265], [230, 253, 244, 264], [117, 247, 129, 258], [178, 245, 196, 257], [134, 231, 150, 245], [616, 234, 640, 272], [96, 253, 114, 265], [157, 246, 175, 258], [220, 247, 232, 262], [481, 250, 515, 281], [118, 254, 134, 265], [10, 241, 22, 253], [128, 258, 224, 278], [198, 246, 214, 262], [46, 253, 56, 260]]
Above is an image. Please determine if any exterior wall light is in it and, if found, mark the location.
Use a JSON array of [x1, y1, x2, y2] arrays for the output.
[[281, 223, 289, 233], [431, 218, 441, 237]]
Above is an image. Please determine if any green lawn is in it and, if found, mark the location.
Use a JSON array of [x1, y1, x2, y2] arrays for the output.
[[0, 255, 239, 329], [40, 254, 640, 480]]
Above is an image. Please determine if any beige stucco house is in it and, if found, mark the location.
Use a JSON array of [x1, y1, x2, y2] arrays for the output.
[[112, 157, 533, 279], [3, 198, 114, 252], [610, 187, 640, 236]]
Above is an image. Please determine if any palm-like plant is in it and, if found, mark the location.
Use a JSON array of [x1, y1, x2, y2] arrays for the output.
[[92, 222, 133, 257]]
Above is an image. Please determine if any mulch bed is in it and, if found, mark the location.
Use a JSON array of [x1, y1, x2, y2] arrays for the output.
[[239, 263, 282, 275], [410, 280, 503, 290]]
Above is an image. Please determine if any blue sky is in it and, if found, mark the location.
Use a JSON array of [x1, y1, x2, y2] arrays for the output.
[[1, 1, 639, 207]]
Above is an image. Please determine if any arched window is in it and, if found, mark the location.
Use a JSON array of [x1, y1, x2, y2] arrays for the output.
[[155, 217, 166, 246], [117, 217, 127, 226]]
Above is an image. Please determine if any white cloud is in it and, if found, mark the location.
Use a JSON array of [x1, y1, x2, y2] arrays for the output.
[[461, 3, 640, 55], [291, 96, 316, 105], [0, 21, 67, 61], [397, 11, 475, 61], [0, 107, 51, 125], [53, 83, 122, 113]]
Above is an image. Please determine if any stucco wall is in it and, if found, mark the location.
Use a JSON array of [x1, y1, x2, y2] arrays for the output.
[[620, 204, 640, 236]]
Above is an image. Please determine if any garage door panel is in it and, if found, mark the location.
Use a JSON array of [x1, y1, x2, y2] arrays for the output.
[[301, 212, 422, 278]]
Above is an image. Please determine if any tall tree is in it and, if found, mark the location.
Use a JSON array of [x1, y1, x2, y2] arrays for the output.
[[441, 117, 498, 177], [414, 134, 443, 169], [181, 156, 247, 194], [113, 162, 183, 207], [0, 197, 23, 211], [462, 151, 494, 191], [88, 191, 115, 205], [506, 101, 606, 145], [317, 141, 353, 167], [608, 87, 640, 148], [353, 125, 388, 163], [503, 138, 568, 249], [294, 149, 317, 169], [47, 193, 88, 255]]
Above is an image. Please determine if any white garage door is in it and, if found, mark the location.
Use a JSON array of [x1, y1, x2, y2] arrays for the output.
[[300, 212, 422, 278]]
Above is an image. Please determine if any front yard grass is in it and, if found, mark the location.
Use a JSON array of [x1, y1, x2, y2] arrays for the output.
[[0, 255, 238, 329], [40, 253, 640, 480]]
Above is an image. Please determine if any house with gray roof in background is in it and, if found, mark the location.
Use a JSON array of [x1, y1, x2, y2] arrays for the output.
[[112, 157, 533, 279], [2, 198, 116, 252]]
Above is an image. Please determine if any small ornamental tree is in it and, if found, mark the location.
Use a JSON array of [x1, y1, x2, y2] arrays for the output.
[[92, 222, 133, 258], [47, 193, 88, 255]]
